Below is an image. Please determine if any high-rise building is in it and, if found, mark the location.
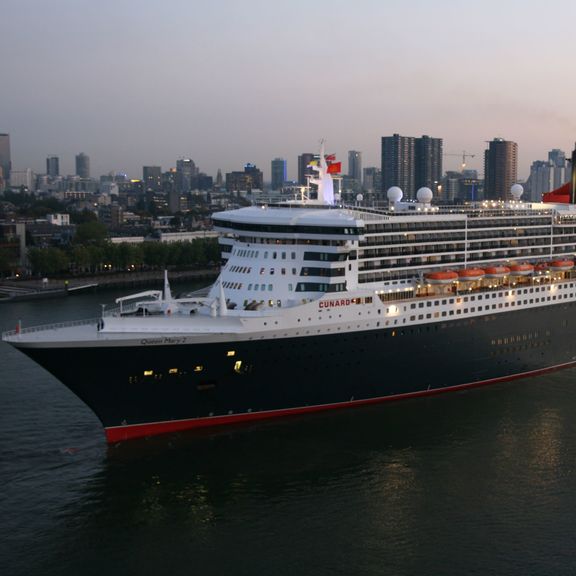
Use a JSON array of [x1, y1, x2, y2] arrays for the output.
[[143, 166, 162, 193], [549, 148, 566, 168], [362, 167, 381, 194], [526, 149, 570, 202], [414, 135, 442, 192], [298, 153, 315, 185], [271, 158, 287, 191], [46, 156, 60, 179], [226, 164, 264, 193], [348, 151, 362, 184], [176, 158, 196, 193], [381, 134, 415, 198], [75, 153, 90, 179], [381, 134, 442, 199], [0, 133, 11, 185], [484, 138, 518, 200]]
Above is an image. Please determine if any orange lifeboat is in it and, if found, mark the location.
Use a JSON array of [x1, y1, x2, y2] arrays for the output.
[[424, 271, 458, 285], [509, 263, 534, 276], [457, 268, 485, 282], [534, 263, 549, 272], [485, 265, 510, 278], [549, 260, 574, 272]]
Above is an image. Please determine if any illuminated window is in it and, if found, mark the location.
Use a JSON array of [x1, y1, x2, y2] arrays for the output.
[[144, 370, 154, 377], [227, 350, 236, 357], [194, 365, 204, 372], [234, 360, 243, 373], [168, 368, 179, 375]]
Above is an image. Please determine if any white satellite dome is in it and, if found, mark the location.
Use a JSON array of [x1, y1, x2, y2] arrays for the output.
[[510, 183, 524, 200], [417, 187, 433, 204], [356, 193, 364, 203], [387, 186, 403, 202]]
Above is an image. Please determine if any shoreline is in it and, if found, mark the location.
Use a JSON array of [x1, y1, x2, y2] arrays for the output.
[[0, 268, 219, 302]]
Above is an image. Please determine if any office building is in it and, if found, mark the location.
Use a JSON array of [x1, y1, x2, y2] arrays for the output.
[[362, 167, 381, 194], [143, 166, 162, 193], [0, 133, 11, 185], [176, 158, 197, 193], [484, 138, 518, 200], [75, 153, 90, 179], [226, 164, 264, 193], [348, 151, 362, 184], [298, 153, 315, 185], [271, 158, 287, 191], [46, 156, 60, 179]]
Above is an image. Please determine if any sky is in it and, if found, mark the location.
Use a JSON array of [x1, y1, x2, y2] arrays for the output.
[[3, 0, 576, 182]]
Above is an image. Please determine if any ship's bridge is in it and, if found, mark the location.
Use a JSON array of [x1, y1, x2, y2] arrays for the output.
[[211, 205, 366, 310]]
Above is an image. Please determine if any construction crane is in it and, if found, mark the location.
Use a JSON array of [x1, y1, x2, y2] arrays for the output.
[[444, 151, 476, 172]]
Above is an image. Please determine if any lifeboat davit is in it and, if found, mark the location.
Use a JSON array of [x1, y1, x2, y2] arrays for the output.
[[509, 263, 534, 276], [549, 260, 574, 271], [424, 271, 458, 285], [457, 268, 485, 282], [534, 263, 548, 272], [484, 265, 510, 278]]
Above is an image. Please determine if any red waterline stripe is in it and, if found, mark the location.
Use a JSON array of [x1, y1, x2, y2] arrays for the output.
[[105, 360, 576, 443]]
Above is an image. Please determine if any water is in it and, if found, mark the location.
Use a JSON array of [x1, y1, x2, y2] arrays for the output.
[[2, 286, 576, 575]]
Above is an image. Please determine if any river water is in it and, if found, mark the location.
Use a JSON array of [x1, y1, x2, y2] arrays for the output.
[[2, 285, 576, 575]]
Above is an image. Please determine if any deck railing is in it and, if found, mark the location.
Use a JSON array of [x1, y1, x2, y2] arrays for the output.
[[2, 317, 99, 338]]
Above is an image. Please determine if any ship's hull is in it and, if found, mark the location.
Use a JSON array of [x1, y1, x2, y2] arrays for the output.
[[14, 300, 576, 442]]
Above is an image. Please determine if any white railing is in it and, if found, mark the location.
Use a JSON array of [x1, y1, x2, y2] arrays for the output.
[[2, 317, 99, 338]]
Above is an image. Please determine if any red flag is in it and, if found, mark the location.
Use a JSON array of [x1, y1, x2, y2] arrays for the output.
[[327, 162, 341, 174], [325, 154, 336, 162]]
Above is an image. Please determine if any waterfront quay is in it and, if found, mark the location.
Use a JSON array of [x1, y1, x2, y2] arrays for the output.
[[0, 268, 218, 302]]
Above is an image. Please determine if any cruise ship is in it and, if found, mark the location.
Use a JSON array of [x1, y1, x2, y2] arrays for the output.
[[5, 145, 576, 443]]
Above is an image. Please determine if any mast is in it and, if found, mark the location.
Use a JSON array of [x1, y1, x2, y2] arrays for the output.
[[571, 142, 576, 204]]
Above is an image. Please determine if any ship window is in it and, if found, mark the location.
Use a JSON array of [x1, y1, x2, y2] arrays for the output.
[[261, 284, 266, 290], [410, 316, 415, 321], [264, 252, 268, 259], [254, 285, 259, 291], [282, 252, 286, 259], [227, 350, 236, 357], [194, 365, 203, 372], [269, 284, 273, 291], [292, 252, 296, 259], [273, 252, 277, 259], [248, 284, 252, 290], [144, 370, 154, 377], [168, 368, 179, 375], [234, 361, 243, 373], [289, 284, 293, 291]]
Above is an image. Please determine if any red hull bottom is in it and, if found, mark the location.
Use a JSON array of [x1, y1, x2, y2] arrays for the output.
[[104, 361, 575, 443]]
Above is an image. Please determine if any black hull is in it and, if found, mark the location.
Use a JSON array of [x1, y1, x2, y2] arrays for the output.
[[18, 302, 576, 441]]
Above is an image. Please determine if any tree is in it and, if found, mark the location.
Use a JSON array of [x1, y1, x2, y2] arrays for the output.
[[27, 247, 69, 276], [74, 221, 108, 245]]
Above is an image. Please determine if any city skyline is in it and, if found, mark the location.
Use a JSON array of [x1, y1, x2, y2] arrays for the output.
[[3, 0, 576, 180]]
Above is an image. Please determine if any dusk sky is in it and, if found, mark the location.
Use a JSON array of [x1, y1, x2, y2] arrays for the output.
[[3, 0, 576, 182]]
